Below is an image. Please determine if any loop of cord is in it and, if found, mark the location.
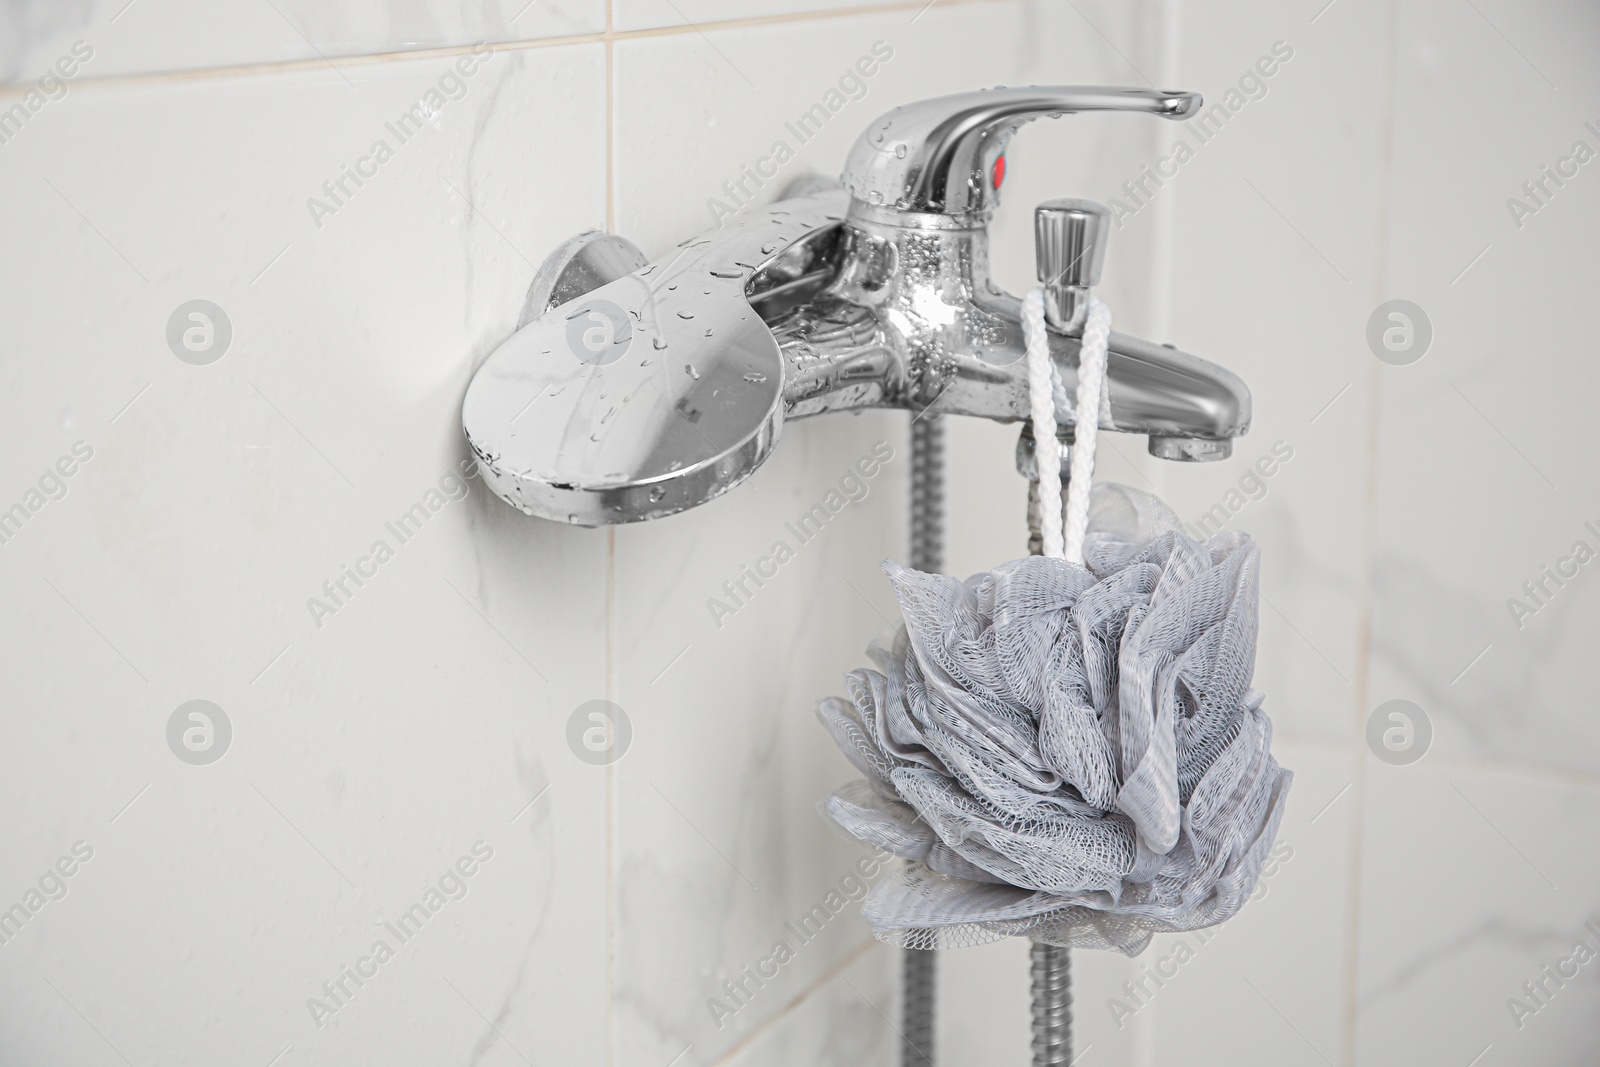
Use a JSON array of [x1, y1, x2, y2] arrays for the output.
[[1022, 290, 1064, 560], [1023, 291, 1112, 565], [1062, 298, 1112, 565]]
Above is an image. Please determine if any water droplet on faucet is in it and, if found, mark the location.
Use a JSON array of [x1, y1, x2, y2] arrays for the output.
[[685, 364, 700, 380], [743, 371, 767, 383], [677, 310, 695, 320], [895, 144, 907, 159], [653, 336, 669, 349]]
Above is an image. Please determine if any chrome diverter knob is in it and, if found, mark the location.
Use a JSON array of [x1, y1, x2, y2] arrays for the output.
[[1035, 198, 1110, 335]]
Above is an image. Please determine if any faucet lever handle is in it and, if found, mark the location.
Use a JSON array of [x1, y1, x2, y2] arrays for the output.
[[842, 86, 1199, 219], [1035, 198, 1110, 334]]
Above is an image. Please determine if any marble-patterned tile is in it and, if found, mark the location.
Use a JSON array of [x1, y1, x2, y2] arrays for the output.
[[1368, 0, 1600, 777], [721, 942, 896, 1067], [608, 407, 909, 1065], [8, 0, 1591, 1062], [609, 3, 1182, 1062], [1354, 759, 1600, 1066], [0, 42, 611, 1065], [0, 40, 609, 675], [1153, 0, 1395, 747], [0, 0, 605, 85]]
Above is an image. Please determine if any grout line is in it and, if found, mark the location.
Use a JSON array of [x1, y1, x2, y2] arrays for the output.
[[603, 7, 617, 1062], [0, 0, 1009, 101], [1271, 727, 1600, 793], [1409, 748, 1600, 792], [704, 938, 880, 1067], [1338, 0, 1405, 1061], [606, 33, 616, 238], [606, 529, 617, 1067]]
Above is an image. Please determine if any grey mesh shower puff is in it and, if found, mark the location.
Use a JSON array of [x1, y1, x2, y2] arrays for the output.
[[816, 483, 1292, 955]]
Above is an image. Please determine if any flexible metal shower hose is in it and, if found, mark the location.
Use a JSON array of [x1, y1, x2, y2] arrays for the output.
[[903, 411, 944, 1067], [905, 416, 1075, 1067], [1027, 433, 1073, 1067], [910, 414, 945, 577], [1030, 941, 1073, 1065]]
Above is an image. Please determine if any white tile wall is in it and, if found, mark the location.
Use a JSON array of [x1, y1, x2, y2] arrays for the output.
[[2, 0, 1597, 1064], [1372, 0, 1600, 778], [0, 36, 613, 1067], [1356, 2, 1600, 1065], [0, 0, 606, 84], [1355, 760, 1600, 1066]]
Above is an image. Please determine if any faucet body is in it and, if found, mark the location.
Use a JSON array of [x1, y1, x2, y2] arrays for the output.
[[763, 196, 1248, 449], [462, 87, 1251, 525]]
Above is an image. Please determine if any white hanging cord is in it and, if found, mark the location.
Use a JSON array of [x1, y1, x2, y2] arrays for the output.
[[1023, 290, 1064, 560], [1023, 291, 1113, 565], [1062, 298, 1112, 565]]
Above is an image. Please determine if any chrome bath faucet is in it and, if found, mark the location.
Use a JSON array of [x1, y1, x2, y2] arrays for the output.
[[462, 86, 1251, 525]]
